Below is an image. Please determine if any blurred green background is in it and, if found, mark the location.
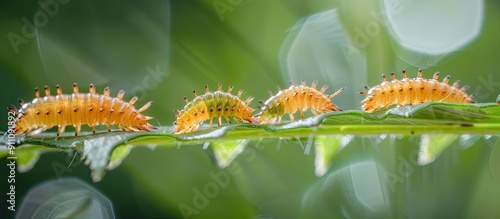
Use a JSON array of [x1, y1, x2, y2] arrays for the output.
[[1, 0, 500, 218]]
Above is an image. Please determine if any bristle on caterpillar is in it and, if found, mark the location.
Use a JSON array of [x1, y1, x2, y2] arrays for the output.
[[360, 69, 474, 112], [8, 83, 155, 136], [256, 79, 344, 124], [172, 83, 258, 134]]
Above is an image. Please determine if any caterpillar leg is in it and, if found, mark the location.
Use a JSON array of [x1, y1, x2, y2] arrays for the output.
[[233, 117, 242, 123], [74, 124, 81, 136], [288, 113, 295, 121], [106, 124, 111, 132], [300, 111, 305, 119], [262, 116, 276, 124], [271, 117, 276, 124], [31, 126, 48, 136], [118, 124, 127, 131], [257, 117, 268, 124], [311, 110, 320, 116], [141, 124, 155, 131], [182, 123, 198, 134], [124, 126, 134, 131], [24, 128, 32, 137], [57, 125, 66, 136], [218, 117, 222, 127]]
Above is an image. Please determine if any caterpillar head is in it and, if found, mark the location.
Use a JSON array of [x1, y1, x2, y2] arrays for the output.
[[255, 106, 280, 124], [232, 95, 258, 125], [234, 108, 259, 125], [130, 116, 155, 131]]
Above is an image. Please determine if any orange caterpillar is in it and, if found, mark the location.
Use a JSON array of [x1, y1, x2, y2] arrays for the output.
[[256, 80, 344, 124], [7, 83, 154, 136], [360, 69, 474, 112], [172, 83, 258, 134]]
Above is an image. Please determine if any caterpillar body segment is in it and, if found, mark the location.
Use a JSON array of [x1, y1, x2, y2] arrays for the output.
[[360, 69, 474, 112], [256, 80, 344, 124], [172, 83, 258, 134], [8, 83, 154, 136]]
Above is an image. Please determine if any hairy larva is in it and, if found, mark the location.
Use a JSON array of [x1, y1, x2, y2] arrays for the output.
[[172, 83, 258, 134], [256, 79, 344, 124], [7, 83, 155, 136], [360, 69, 474, 112]]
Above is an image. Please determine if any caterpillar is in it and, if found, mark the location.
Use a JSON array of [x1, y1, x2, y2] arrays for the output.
[[172, 83, 258, 134], [7, 83, 155, 136], [256, 79, 344, 124], [360, 69, 474, 112]]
